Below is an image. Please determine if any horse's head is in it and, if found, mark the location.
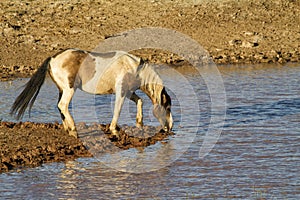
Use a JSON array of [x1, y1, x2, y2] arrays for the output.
[[153, 87, 173, 132]]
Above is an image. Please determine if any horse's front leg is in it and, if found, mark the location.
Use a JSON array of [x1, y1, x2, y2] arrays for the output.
[[130, 92, 143, 128], [109, 84, 126, 138]]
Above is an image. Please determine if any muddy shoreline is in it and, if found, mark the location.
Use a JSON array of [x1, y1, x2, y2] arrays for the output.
[[0, 121, 174, 173]]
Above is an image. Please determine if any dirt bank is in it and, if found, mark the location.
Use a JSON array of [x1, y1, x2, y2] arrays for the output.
[[1, 0, 300, 80], [0, 122, 174, 173]]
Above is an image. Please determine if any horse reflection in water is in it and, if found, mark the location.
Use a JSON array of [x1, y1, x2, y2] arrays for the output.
[[11, 49, 173, 138]]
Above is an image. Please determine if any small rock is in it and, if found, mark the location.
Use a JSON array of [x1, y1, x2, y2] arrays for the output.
[[229, 39, 242, 46], [241, 41, 255, 48], [243, 31, 254, 36]]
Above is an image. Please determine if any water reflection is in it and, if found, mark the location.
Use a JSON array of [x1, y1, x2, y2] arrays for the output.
[[54, 158, 177, 199]]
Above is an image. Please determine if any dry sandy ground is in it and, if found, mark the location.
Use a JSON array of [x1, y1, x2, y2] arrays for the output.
[[1, 0, 299, 80], [0, 0, 299, 172]]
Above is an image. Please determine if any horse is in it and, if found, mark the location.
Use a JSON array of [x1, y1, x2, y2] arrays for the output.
[[10, 48, 173, 138]]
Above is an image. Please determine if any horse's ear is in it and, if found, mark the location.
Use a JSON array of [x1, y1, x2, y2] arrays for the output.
[[161, 88, 171, 108], [162, 93, 167, 105]]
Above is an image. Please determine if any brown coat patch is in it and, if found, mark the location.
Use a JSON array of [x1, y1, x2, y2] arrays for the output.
[[78, 54, 97, 85], [121, 72, 140, 97], [61, 50, 88, 88]]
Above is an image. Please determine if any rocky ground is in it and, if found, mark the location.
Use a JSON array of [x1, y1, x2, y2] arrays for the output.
[[0, 0, 299, 172], [1, 0, 299, 80]]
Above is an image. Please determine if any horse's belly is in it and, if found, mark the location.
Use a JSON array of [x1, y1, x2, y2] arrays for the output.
[[81, 76, 115, 94]]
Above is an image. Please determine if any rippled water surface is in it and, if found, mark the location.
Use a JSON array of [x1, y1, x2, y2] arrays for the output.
[[0, 63, 299, 199]]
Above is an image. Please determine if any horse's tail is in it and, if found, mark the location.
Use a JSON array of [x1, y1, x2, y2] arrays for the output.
[[10, 57, 52, 119]]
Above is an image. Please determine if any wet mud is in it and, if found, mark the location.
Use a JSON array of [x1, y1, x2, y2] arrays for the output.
[[0, 121, 174, 173]]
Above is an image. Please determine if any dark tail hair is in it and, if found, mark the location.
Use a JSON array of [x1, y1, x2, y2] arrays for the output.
[[10, 57, 52, 119]]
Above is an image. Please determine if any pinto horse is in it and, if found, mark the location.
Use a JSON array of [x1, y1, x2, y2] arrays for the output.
[[11, 49, 173, 138]]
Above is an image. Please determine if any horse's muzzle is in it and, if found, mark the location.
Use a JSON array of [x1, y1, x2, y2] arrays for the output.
[[164, 113, 173, 132]]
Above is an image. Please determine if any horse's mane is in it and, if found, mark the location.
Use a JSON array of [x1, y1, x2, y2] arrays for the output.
[[138, 63, 164, 105]]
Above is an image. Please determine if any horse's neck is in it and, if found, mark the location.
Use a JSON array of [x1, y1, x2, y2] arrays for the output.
[[138, 63, 163, 104]]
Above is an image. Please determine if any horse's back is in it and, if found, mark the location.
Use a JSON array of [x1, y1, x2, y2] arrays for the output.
[[49, 49, 142, 94], [93, 50, 141, 72], [83, 51, 141, 94]]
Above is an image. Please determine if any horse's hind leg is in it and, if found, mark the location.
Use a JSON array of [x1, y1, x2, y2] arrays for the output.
[[57, 91, 67, 132], [130, 92, 143, 128], [57, 88, 78, 138]]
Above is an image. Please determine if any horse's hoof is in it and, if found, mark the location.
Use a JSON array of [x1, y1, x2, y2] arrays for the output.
[[110, 130, 120, 139], [69, 130, 78, 138], [112, 132, 120, 138], [136, 122, 143, 129]]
